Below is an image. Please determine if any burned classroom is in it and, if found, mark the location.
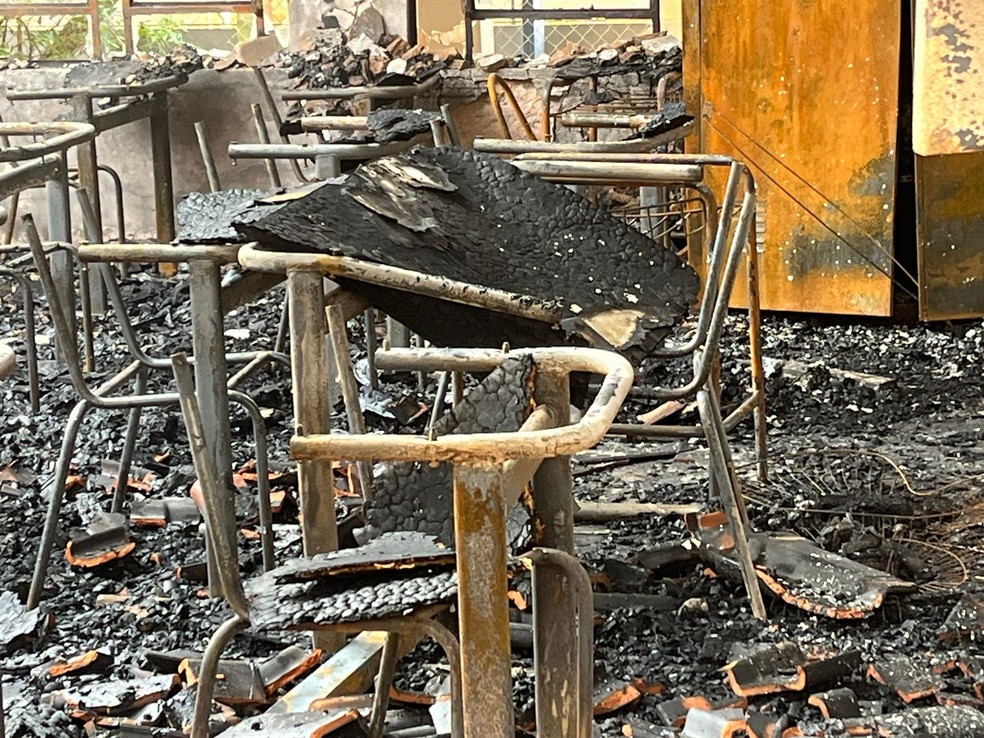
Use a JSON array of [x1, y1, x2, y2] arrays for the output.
[[0, 0, 983, 736]]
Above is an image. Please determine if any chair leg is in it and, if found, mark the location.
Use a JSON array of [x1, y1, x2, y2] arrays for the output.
[[111, 368, 147, 514], [696, 389, 767, 620], [367, 632, 401, 738], [191, 615, 249, 738], [229, 391, 276, 572], [28, 399, 92, 609]]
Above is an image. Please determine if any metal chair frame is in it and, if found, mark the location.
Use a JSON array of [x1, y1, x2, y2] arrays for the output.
[[22, 210, 287, 609], [173, 343, 626, 738]]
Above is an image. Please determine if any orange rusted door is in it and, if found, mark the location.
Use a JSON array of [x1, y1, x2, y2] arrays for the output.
[[688, 0, 901, 316], [912, 0, 984, 320]]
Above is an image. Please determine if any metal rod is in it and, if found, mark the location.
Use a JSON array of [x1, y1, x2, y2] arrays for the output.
[[0, 121, 96, 161], [227, 139, 422, 161], [229, 390, 276, 572], [367, 632, 400, 738], [250, 103, 282, 188], [451, 370, 463, 408], [149, 93, 176, 250], [526, 548, 594, 738], [452, 463, 513, 738], [326, 304, 373, 502], [45, 163, 77, 357], [5, 75, 182, 101], [194, 121, 222, 193], [111, 367, 146, 513], [190, 615, 249, 738], [364, 309, 379, 389], [287, 270, 338, 555], [473, 123, 694, 154], [512, 160, 703, 185], [252, 67, 313, 185], [427, 371, 451, 437]]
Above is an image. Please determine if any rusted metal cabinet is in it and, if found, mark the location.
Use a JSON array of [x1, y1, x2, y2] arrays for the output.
[[683, 0, 984, 319]]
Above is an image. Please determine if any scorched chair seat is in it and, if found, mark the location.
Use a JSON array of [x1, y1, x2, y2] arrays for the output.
[[171, 345, 633, 738], [21, 210, 287, 610]]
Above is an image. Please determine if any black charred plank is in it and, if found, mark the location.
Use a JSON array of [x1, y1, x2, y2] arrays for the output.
[[236, 147, 698, 357]]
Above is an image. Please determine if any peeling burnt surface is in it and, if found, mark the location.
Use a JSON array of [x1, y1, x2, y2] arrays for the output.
[[237, 146, 699, 356], [357, 355, 535, 548], [61, 49, 203, 89], [627, 101, 694, 140], [176, 189, 272, 244], [553, 43, 681, 82]]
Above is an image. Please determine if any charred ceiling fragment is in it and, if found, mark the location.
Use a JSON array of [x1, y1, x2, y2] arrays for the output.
[[236, 146, 699, 357]]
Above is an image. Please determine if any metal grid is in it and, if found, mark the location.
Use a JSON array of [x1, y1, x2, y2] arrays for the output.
[[0, 0, 102, 57], [465, 0, 659, 63]]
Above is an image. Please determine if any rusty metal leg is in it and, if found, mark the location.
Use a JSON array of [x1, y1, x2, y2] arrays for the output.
[[367, 632, 400, 738], [150, 95, 176, 273], [45, 164, 77, 356], [696, 388, 767, 620], [72, 104, 106, 315], [527, 548, 593, 738], [111, 367, 147, 513], [287, 270, 338, 555], [452, 463, 513, 738], [364, 309, 379, 390], [746, 223, 768, 482], [191, 615, 249, 738], [188, 259, 234, 599], [28, 399, 91, 609], [529, 368, 580, 738]]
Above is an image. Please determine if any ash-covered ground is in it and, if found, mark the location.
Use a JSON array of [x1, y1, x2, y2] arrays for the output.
[[1, 267, 982, 736]]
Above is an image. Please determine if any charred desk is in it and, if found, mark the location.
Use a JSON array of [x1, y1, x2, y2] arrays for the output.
[[6, 75, 185, 251], [0, 121, 96, 375]]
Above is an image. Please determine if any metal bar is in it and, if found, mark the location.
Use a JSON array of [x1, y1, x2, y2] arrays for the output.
[[279, 76, 440, 101], [190, 615, 249, 738], [45, 160, 77, 355], [227, 139, 421, 160], [367, 633, 400, 738], [252, 67, 313, 185], [0, 270, 41, 412], [470, 7, 653, 20], [187, 260, 234, 598], [364, 309, 379, 389], [452, 463, 513, 738], [251, 103, 282, 188], [294, 115, 370, 131], [194, 121, 222, 193], [96, 165, 127, 244], [0, 157, 62, 200], [0, 122, 96, 162], [287, 270, 338, 555], [427, 371, 451, 438], [529, 369, 578, 738], [560, 111, 651, 129], [696, 385, 767, 620], [295, 347, 634, 464], [526, 548, 593, 738], [88, 97, 158, 133], [79, 242, 240, 263], [238, 244, 561, 324], [5, 75, 183, 100], [474, 124, 694, 154], [229, 390, 276, 572], [512, 160, 703, 184], [326, 304, 373, 501], [150, 94, 176, 247], [73, 98, 106, 315], [112, 367, 146, 512]]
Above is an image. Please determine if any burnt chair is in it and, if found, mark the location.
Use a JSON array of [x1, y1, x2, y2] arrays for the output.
[[22, 206, 286, 610], [171, 345, 632, 738]]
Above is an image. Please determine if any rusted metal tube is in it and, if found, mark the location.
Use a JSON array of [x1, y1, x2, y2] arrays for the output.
[[279, 75, 440, 101], [287, 270, 339, 556], [524, 547, 594, 738], [560, 111, 651, 129], [237, 243, 562, 324], [250, 103, 282, 189], [293, 347, 633, 464], [0, 122, 96, 162], [487, 73, 536, 141], [511, 160, 703, 185], [194, 121, 222, 193], [452, 462, 513, 738], [190, 614, 249, 738]]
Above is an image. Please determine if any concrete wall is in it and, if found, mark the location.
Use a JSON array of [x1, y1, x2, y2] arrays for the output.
[[0, 67, 290, 241]]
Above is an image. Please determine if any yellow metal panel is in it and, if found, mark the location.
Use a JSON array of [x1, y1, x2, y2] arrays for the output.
[[916, 152, 984, 320], [913, 0, 984, 156], [696, 0, 900, 316]]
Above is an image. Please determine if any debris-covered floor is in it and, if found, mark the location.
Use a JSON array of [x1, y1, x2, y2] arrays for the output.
[[1, 265, 982, 736]]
